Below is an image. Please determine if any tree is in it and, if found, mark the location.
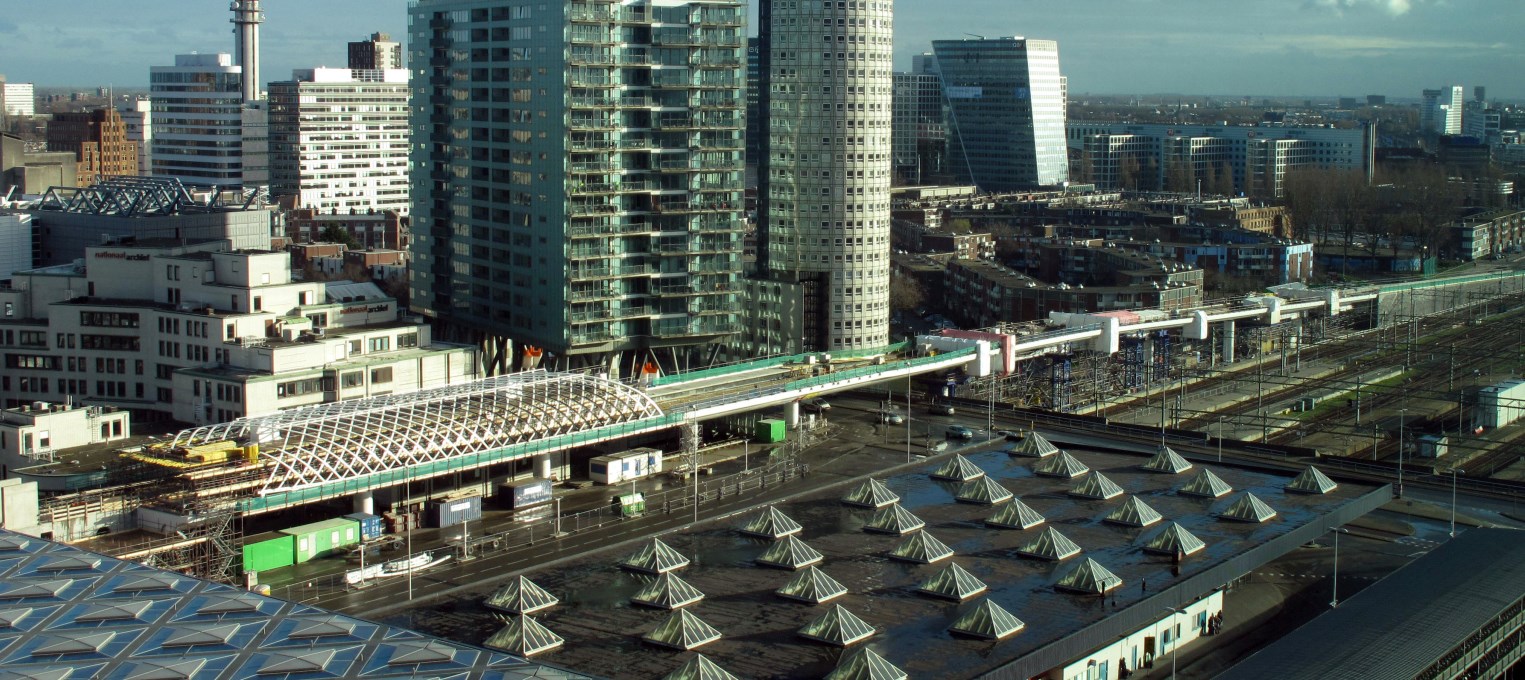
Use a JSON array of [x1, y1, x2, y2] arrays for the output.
[[889, 275, 926, 316], [1209, 162, 1235, 197], [319, 224, 360, 250]]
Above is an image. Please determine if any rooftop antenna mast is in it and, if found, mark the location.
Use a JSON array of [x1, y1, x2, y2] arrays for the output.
[[230, 0, 265, 103]]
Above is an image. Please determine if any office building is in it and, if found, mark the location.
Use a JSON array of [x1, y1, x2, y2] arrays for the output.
[[1422, 86, 1464, 136], [0, 237, 476, 423], [1366, 95, 1386, 106], [3, 82, 35, 118], [269, 68, 410, 215], [116, 99, 153, 175], [0, 212, 33, 280], [45, 108, 139, 183], [745, 37, 762, 171], [349, 32, 404, 70], [892, 54, 946, 185], [241, 102, 269, 188], [410, 0, 747, 372], [751, 0, 894, 355], [933, 37, 1068, 191], [1068, 122, 1373, 198], [149, 54, 246, 187]]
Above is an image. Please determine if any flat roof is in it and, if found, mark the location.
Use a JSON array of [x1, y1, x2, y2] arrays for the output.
[[1226, 527, 1525, 680], [0, 530, 589, 679], [402, 444, 1384, 679]]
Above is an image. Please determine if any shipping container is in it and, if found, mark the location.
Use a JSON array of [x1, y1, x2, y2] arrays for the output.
[[589, 447, 664, 485], [431, 495, 483, 528], [501, 479, 554, 510], [755, 419, 786, 443], [241, 532, 295, 573], [281, 517, 360, 563], [344, 512, 384, 541]]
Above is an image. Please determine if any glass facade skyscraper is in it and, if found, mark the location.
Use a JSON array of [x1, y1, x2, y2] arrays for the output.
[[410, 0, 746, 371], [933, 37, 1068, 191], [755, 0, 894, 353]]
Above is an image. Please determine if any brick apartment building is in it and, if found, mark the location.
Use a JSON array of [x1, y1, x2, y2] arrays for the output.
[[44, 108, 138, 183]]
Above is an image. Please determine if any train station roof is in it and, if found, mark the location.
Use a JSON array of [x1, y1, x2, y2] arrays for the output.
[[0, 530, 588, 679], [1226, 528, 1525, 680], [169, 370, 665, 496]]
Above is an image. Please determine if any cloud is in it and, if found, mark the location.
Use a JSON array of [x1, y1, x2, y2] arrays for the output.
[[1308, 0, 1423, 16]]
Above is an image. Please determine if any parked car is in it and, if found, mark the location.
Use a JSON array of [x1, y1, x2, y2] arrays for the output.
[[996, 429, 1026, 442], [804, 398, 831, 413], [929, 402, 956, 416], [944, 425, 975, 440]]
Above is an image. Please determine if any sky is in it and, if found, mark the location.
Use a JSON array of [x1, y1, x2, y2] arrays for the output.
[[0, 0, 1519, 100]]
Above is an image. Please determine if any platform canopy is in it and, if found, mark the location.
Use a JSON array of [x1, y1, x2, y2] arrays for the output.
[[930, 454, 987, 482], [756, 535, 825, 570], [1139, 446, 1193, 474], [842, 478, 901, 508], [1068, 472, 1125, 500], [888, 531, 954, 564], [483, 614, 564, 657], [798, 605, 876, 647], [632, 572, 706, 610], [825, 648, 907, 680], [485, 576, 559, 615], [948, 599, 1026, 640], [1179, 468, 1233, 498], [776, 566, 849, 604], [985, 498, 1046, 530], [662, 653, 741, 680], [1286, 466, 1339, 494], [739, 506, 804, 539], [863, 503, 926, 535], [169, 370, 667, 495], [1006, 432, 1060, 458], [644, 609, 723, 651], [1033, 451, 1090, 478]]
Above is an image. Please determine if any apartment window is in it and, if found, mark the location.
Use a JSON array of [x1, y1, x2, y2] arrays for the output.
[[349, 339, 362, 355], [370, 367, 393, 384], [340, 372, 364, 388], [368, 337, 390, 352], [396, 332, 418, 349], [252, 296, 263, 312]]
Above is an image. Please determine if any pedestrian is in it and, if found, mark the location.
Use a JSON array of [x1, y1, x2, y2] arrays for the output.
[[1141, 578, 1147, 594]]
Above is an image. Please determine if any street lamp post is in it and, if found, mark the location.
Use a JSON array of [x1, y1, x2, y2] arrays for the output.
[[1397, 408, 1407, 497], [1216, 416, 1225, 463], [1162, 606, 1183, 679], [1330, 527, 1347, 608], [1449, 467, 1465, 538]]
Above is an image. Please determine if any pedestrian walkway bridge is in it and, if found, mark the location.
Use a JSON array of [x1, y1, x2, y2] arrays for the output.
[[147, 269, 1525, 515]]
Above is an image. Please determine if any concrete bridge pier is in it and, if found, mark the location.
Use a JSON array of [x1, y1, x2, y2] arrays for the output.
[[785, 401, 801, 428], [352, 491, 374, 515], [534, 453, 552, 480]]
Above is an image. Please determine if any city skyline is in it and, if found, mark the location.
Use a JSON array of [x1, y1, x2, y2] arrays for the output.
[[0, 0, 1521, 100]]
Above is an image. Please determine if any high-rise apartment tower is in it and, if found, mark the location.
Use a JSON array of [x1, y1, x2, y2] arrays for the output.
[[349, 32, 404, 70], [754, 0, 894, 353], [410, 0, 747, 373], [269, 68, 410, 215]]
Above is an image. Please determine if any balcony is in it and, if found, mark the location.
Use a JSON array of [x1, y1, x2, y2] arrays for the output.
[[570, 8, 616, 22], [570, 30, 615, 45], [571, 330, 624, 346], [568, 138, 617, 151], [571, 305, 652, 323], [569, 201, 622, 217], [568, 221, 655, 238], [569, 116, 620, 131], [569, 286, 622, 302], [570, 263, 656, 280], [569, 95, 618, 108]]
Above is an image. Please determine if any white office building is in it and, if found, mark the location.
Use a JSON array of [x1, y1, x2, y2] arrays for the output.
[[0, 239, 478, 425], [149, 54, 245, 187], [1422, 86, 1464, 136], [3, 83, 35, 118], [756, 0, 894, 352], [1068, 122, 1373, 198], [116, 99, 153, 176], [268, 68, 410, 215]]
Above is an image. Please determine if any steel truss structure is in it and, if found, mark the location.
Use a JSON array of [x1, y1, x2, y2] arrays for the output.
[[36, 176, 267, 217], [170, 370, 665, 495]]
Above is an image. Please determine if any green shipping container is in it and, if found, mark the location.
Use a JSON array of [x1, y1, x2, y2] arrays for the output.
[[755, 418, 786, 443], [242, 532, 295, 573], [280, 517, 360, 563]]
